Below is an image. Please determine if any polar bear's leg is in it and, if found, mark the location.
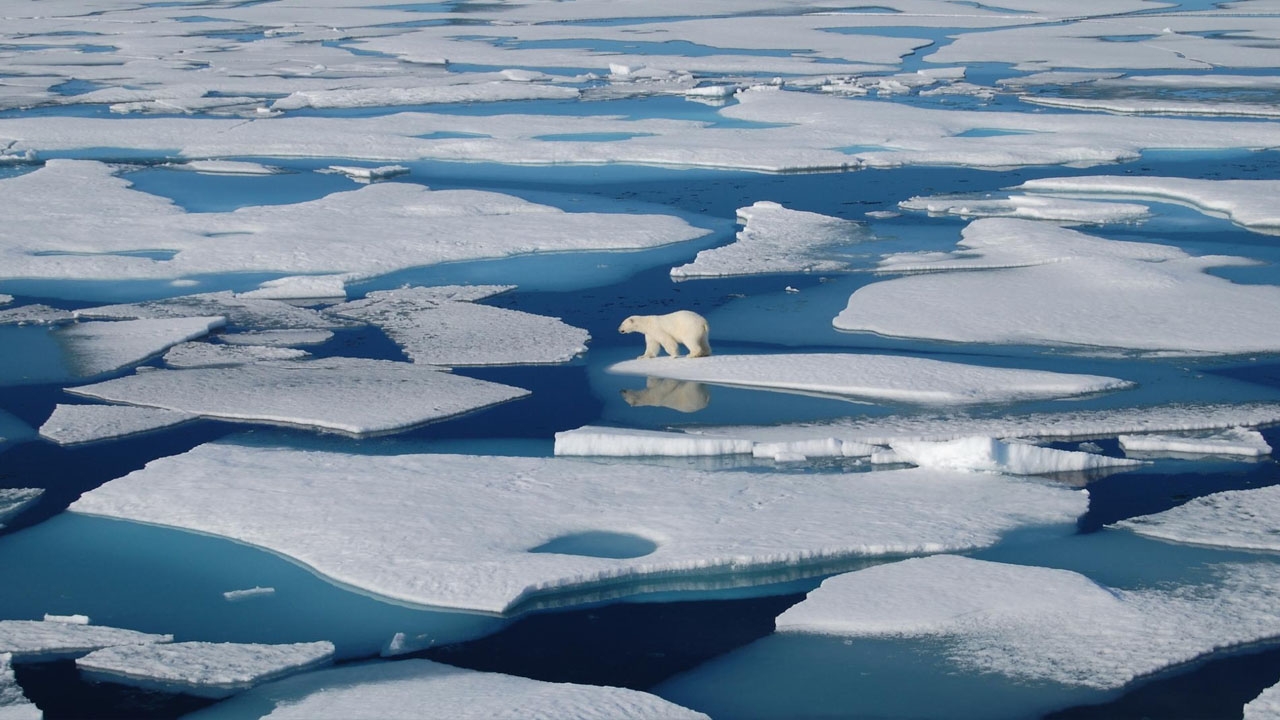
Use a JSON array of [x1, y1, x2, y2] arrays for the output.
[[657, 333, 682, 358], [642, 337, 662, 359]]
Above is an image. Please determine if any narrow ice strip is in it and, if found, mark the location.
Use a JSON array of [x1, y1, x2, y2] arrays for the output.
[[670, 202, 868, 279], [775, 555, 1280, 690], [1246, 681, 1280, 720], [836, 218, 1280, 355], [554, 426, 754, 457], [887, 437, 1142, 475], [39, 404, 193, 446], [223, 587, 274, 603], [0, 653, 39, 720], [55, 317, 225, 379], [609, 353, 1130, 406], [76, 641, 334, 699], [323, 165, 409, 182], [186, 658, 708, 720], [0, 489, 42, 530], [0, 619, 171, 663], [271, 82, 580, 111], [329, 286, 589, 366], [237, 276, 349, 302], [1017, 176, 1280, 233], [1118, 427, 1272, 458], [163, 342, 309, 369], [71, 444, 1087, 614], [77, 291, 347, 331], [0, 305, 75, 326], [67, 358, 529, 437], [171, 160, 282, 176], [899, 194, 1150, 224], [218, 330, 333, 348], [1114, 485, 1280, 552], [1020, 96, 1280, 119]]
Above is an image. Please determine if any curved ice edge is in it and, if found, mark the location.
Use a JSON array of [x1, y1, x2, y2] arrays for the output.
[[76, 654, 334, 699]]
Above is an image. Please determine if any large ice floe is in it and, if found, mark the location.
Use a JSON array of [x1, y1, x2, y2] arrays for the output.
[[38, 404, 193, 446], [328, 286, 589, 366], [187, 658, 708, 720], [835, 218, 1280, 355], [0, 653, 38, 720], [66, 358, 529, 437], [608, 353, 1131, 405], [54, 317, 225, 379], [0, 618, 171, 663], [75, 641, 334, 699], [670, 202, 868, 279], [774, 554, 1280, 690], [1113, 485, 1280, 553], [70, 443, 1087, 614], [0, 490, 42, 531]]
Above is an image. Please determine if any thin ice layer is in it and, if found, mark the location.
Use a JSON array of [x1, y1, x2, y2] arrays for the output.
[[70, 443, 1087, 614], [0, 619, 172, 663], [39, 404, 194, 446], [776, 555, 1280, 690], [76, 641, 334, 699], [1113, 485, 1280, 552], [609, 353, 1130, 405], [66, 358, 529, 437]]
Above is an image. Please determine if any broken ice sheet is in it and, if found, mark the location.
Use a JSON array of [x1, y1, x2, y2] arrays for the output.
[[162, 341, 309, 369], [76, 291, 348, 331], [1113, 484, 1280, 553], [55, 316, 225, 379], [0, 652, 38, 720], [882, 436, 1143, 476], [0, 489, 42, 530], [0, 618, 171, 663], [39, 404, 194, 446], [1118, 427, 1272, 459], [1247, 680, 1280, 720], [69, 443, 1086, 614]]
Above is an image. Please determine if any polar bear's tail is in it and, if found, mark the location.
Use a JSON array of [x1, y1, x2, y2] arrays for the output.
[[693, 316, 712, 357]]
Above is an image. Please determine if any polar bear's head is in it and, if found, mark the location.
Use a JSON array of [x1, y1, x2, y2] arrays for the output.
[[618, 316, 640, 334]]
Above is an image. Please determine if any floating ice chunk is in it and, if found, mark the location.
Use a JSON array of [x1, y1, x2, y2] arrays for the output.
[[887, 436, 1143, 475], [271, 82, 578, 111], [329, 286, 589, 366], [223, 587, 275, 603], [76, 641, 334, 699], [0, 489, 42, 530], [0, 296, 9, 307], [67, 358, 529, 437], [554, 426, 754, 457], [77, 292, 347, 331], [899, 193, 1150, 224], [71, 444, 1086, 614], [671, 202, 867, 279], [0, 619, 171, 663], [55, 317, 225, 379], [609, 353, 1130, 406], [0, 305, 74, 326], [237, 276, 349, 302], [1118, 427, 1272, 458], [752, 438, 877, 461], [186, 658, 707, 720], [42, 616, 87, 625], [1114, 485, 1280, 552], [163, 342, 309, 369], [1017, 176, 1280, 233], [776, 555, 1280, 690], [836, 218, 1280, 355], [39, 404, 194, 446], [171, 160, 283, 176], [219, 330, 333, 348], [323, 165, 409, 183], [1021, 95, 1280, 118], [0, 653, 39, 720], [1247, 681, 1280, 720]]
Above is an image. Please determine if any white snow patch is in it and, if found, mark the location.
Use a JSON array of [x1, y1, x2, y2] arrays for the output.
[[163, 342, 310, 369], [1118, 427, 1272, 458], [0, 620, 171, 663], [0, 296, 10, 307], [887, 436, 1143, 475], [55, 317, 225, 379], [39, 404, 194, 446], [0, 653, 39, 720], [76, 641, 334, 699], [42, 616, 87, 626], [0, 489, 42, 530], [1114, 484, 1280, 552]]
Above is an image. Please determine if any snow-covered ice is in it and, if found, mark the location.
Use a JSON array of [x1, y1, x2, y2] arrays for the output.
[[185, 658, 708, 720], [899, 193, 1150, 225], [223, 588, 275, 603], [70, 443, 1087, 614], [77, 292, 347, 331], [237, 276, 349, 302], [775, 554, 1280, 690], [0, 490, 42, 530], [836, 218, 1280, 355], [0, 619, 171, 663], [172, 161, 283, 176], [609, 353, 1131, 405], [670, 202, 867, 279], [1113, 485, 1280, 553], [884, 437, 1143, 476], [1118, 427, 1272, 458], [55, 317, 225, 379], [218, 330, 333, 348], [329, 286, 590, 366], [553, 426, 876, 460], [1247, 681, 1280, 720], [163, 342, 309, 369], [323, 165, 409, 183], [0, 653, 39, 720], [39, 404, 193, 446], [0, 305, 75, 327], [76, 641, 334, 699], [67, 358, 529, 437]]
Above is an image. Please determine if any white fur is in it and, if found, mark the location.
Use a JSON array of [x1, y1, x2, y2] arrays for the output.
[[618, 310, 711, 359]]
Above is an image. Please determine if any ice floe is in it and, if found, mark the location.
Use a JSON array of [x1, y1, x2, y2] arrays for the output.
[[774, 555, 1280, 690], [0, 619, 171, 663], [609, 353, 1130, 406], [323, 165, 409, 183], [835, 218, 1280, 355], [899, 193, 1150, 225], [77, 291, 347, 331], [67, 358, 529, 437], [329, 286, 589, 366], [38, 404, 194, 446], [162, 342, 309, 369], [237, 276, 349, 302], [186, 658, 708, 720], [0, 305, 75, 327], [223, 587, 275, 603], [0, 653, 39, 720], [71, 443, 1087, 614], [218, 330, 333, 348], [1113, 485, 1280, 553], [1118, 427, 1272, 458], [172, 160, 283, 176], [555, 425, 878, 461], [0, 490, 42, 530], [670, 202, 867, 279], [55, 317, 225, 379], [1247, 681, 1280, 720], [882, 437, 1142, 475], [76, 641, 334, 699]]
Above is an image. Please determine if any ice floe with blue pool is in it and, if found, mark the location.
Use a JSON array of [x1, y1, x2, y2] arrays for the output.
[[0, 490, 42, 530], [66, 357, 529, 437], [75, 640, 334, 699], [1118, 427, 1272, 459], [0, 618, 171, 663], [898, 192, 1150, 225], [609, 353, 1131, 405], [55, 316, 225, 379], [669, 201, 869, 279], [76, 291, 349, 330], [218, 329, 333, 348], [1113, 484, 1280, 552], [0, 653, 38, 720], [162, 341, 310, 369], [38, 404, 194, 446], [877, 436, 1143, 475], [836, 218, 1280, 355], [1018, 175, 1280, 234], [186, 658, 708, 720], [1247, 680, 1280, 720], [69, 443, 1087, 614], [328, 285, 589, 366]]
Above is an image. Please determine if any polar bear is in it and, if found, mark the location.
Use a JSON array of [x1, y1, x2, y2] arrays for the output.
[[618, 310, 711, 359]]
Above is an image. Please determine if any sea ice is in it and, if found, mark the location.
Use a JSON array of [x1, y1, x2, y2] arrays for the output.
[[0, 619, 171, 663], [237, 276, 349, 302], [76, 640, 334, 699], [38, 404, 194, 446], [1247, 681, 1280, 720], [0, 305, 75, 327], [1118, 427, 1272, 458], [163, 342, 310, 369], [70, 443, 1087, 614], [223, 588, 275, 603], [1113, 485, 1280, 553], [898, 193, 1150, 225], [218, 330, 334, 348], [67, 358, 529, 437], [0, 490, 42, 530], [885, 436, 1143, 476], [0, 296, 10, 307], [185, 658, 708, 720], [0, 653, 39, 720], [323, 165, 409, 183], [328, 286, 589, 366], [172, 161, 283, 176], [77, 292, 347, 331], [775, 554, 1280, 690], [609, 353, 1130, 406], [55, 317, 225, 379], [835, 218, 1280, 355], [670, 202, 867, 279], [553, 426, 876, 460]]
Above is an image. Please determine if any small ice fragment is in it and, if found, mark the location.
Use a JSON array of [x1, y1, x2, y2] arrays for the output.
[[42, 615, 89, 625], [222, 587, 275, 602], [324, 165, 410, 182], [1117, 427, 1272, 458]]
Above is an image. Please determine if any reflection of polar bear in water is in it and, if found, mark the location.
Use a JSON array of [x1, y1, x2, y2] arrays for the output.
[[621, 378, 710, 413], [618, 310, 711, 359]]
